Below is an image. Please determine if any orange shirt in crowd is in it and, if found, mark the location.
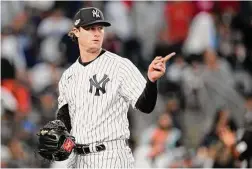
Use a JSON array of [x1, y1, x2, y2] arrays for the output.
[[2, 79, 31, 115], [148, 128, 169, 158]]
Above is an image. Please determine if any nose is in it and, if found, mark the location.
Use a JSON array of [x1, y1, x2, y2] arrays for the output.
[[93, 28, 102, 37], [94, 32, 100, 38]]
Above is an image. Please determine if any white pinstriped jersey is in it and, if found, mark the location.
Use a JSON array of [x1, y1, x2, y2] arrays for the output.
[[58, 50, 146, 144]]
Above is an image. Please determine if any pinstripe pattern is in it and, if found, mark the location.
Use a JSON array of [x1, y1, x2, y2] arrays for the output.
[[67, 141, 134, 168], [58, 51, 145, 168]]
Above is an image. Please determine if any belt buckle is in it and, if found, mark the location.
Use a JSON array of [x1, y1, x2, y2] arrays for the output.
[[125, 139, 129, 146], [82, 145, 88, 155], [96, 143, 106, 152]]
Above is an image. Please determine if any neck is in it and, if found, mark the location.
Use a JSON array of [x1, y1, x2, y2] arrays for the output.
[[79, 46, 102, 63]]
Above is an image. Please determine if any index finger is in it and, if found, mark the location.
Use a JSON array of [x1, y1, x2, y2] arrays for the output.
[[163, 52, 176, 62]]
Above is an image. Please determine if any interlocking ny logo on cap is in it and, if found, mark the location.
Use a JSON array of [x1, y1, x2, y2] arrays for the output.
[[75, 19, 80, 26], [92, 9, 100, 18]]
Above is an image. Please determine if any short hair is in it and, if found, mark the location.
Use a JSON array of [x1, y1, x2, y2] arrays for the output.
[[68, 28, 78, 44]]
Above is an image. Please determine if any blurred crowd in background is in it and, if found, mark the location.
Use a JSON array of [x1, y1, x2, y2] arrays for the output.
[[1, 1, 252, 168]]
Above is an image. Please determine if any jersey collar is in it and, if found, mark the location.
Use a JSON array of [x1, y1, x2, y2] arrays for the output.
[[78, 49, 106, 67]]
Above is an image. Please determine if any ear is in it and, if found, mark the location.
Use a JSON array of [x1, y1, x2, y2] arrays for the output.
[[72, 27, 80, 38]]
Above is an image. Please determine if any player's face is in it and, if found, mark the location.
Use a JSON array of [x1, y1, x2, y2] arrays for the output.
[[75, 24, 104, 51]]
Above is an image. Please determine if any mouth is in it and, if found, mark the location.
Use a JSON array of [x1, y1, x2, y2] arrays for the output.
[[93, 39, 99, 43]]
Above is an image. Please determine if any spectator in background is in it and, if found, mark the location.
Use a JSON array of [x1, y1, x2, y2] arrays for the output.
[[1, 27, 27, 81], [36, 87, 58, 123], [154, 1, 195, 57], [215, 1, 252, 96], [180, 47, 244, 149], [1, 87, 17, 143], [1, 1, 25, 28], [232, 45, 252, 95], [182, 1, 217, 62], [1, 89, 16, 167], [219, 110, 252, 168], [166, 54, 187, 84], [52, 1, 86, 19], [216, 1, 240, 15], [231, 1, 252, 61], [1, 57, 16, 81], [103, 1, 130, 59], [181, 57, 204, 110], [27, 62, 62, 94], [6, 137, 28, 167], [1, 55, 31, 120], [164, 1, 195, 47], [198, 108, 237, 168], [1, 81, 31, 120], [104, 1, 132, 42], [158, 54, 187, 109], [102, 32, 122, 55], [45, 1, 87, 66], [132, 1, 165, 70], [134, 113, 182, 168], [165, 98, 183, 132], [217, 0, 241, 60], [37, 7, 72, 65], [201, 108, 237, 146], [244, 93, 252, 127], [24, 1, 55, 13], [37, 7, 72, 38], [1, 144, 11, 168], [200, 48, 245, 128], [203, 48, 234, 87], [5, 135, 41, 167]]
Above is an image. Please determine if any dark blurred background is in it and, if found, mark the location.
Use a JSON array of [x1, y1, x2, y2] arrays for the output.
[[1, 1, 252, 168]]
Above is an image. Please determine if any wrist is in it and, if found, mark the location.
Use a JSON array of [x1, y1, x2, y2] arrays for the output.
[[147, 77, 157, 84], [230, 142, 236, 148], [225, 141, 235, 149], [147, 73, 157, 83]]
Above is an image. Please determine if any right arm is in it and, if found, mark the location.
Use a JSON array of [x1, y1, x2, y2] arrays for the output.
[[118, 53, 174, 113], [118, 58, 157, 114]]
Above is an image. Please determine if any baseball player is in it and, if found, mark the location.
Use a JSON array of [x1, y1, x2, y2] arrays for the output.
[[37, 7, 175, 168]]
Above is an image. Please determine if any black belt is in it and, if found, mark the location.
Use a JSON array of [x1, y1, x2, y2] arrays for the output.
[[74, 140, 129, 155], [75, 143, 106, 155]]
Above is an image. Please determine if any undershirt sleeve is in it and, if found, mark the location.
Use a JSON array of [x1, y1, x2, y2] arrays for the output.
[[56, 104, 72, 133], [135, 78, 157, 113]]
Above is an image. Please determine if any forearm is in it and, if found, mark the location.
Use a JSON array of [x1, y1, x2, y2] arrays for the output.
[[56, 104, 72, 132], [135, 78, 157, 113]]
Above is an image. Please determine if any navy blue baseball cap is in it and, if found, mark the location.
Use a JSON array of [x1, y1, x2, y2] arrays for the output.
[[73, 7, 111, 28]]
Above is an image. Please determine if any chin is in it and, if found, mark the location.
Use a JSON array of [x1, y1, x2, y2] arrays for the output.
[[87, 47, 101, 53]]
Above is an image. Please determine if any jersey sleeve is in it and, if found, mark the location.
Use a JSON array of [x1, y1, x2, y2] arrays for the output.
[[118, 58, 146, 108], [58, 75, 68, 109]]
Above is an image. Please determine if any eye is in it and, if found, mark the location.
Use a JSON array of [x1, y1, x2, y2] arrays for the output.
[[98, 26, 104, 30], [84, 27, 91, 31], [84, 26, 103, 31]]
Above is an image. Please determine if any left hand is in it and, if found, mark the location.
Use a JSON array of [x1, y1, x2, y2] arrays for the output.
[[148, 52, 176, 82], [37, 120, 76, 161]]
